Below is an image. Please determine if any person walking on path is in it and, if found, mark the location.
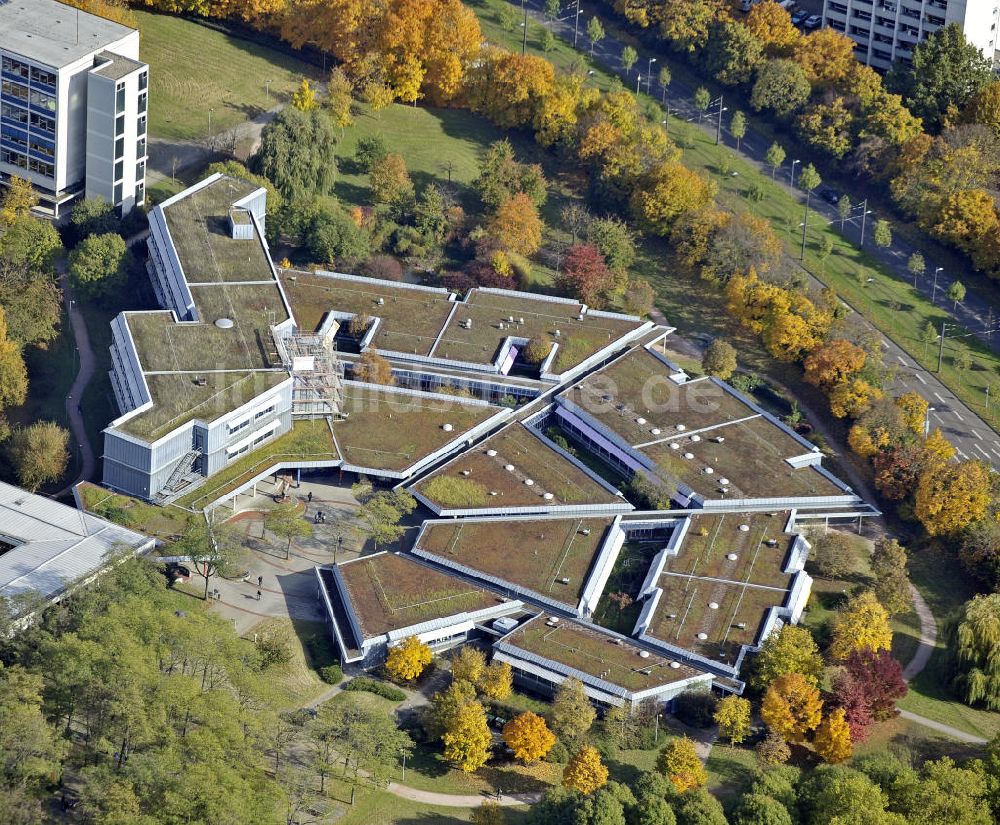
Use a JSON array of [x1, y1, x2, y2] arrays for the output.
[[256, 590, 261, 601]]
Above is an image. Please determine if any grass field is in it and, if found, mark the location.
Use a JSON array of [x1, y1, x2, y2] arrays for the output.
[[135, 10, 318, 141]]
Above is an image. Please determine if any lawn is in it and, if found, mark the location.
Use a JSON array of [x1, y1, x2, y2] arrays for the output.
[[135, 10, 318, 141], [245, 617, 333, 709], [77, 481, 189, 538], [705, 743, 757, 803], [592, 541, 658, 634]]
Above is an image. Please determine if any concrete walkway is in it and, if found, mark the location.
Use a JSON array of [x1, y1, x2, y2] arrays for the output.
[[898, 709, 988, 745], [386, 782, 540, 808], [902, 586, 938, 682], [56, 263, 97, 495]]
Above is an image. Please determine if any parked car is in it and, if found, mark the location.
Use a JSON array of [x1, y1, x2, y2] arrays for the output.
[[819, 187, 841, 205], [791, 9, 809, 25], [804, 14, 823, 28]]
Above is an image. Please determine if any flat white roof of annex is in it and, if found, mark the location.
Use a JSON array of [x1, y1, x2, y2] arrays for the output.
[[0, 0, 136, 69]]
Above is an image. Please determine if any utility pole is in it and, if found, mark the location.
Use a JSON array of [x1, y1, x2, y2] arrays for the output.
[[573, 0, 581, 48], [710, 95, 727, 145], [932, 267, 943, 304], [938, 320, 950, 373], [858, 199, 870, 245], [646, 56, 656, 94], [636, 74, 641, 95], [522, 1, 529, 55], [790, 158, 800, 187]]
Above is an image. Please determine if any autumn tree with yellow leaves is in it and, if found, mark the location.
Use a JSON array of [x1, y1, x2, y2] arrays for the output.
[[562, 744, 609, 794], [502, 711, 556, 763], [830, 591, 893, 661], [814, 707, 853, 763], [657, 736, 707, 793], [915, 458, 992, 536], [443, 700, 492, 772], [760, 673, 823, 743], [385, 635, 432, 682], [714, 695, 752, 745], [477, 661, 513, 701]]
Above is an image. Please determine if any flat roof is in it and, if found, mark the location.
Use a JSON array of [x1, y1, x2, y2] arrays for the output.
[[0, 0, 136, 68], [0, 481, 151, 602], [332, 384, 500, 473], [500, 616, 707, 693], [278, 272, 645, 374], [336, 552, 502, 639], [644, 512, 799, 662], [413, 423, 624, 510], [92, 50, 145, 80], [415, 516, 615, 608], [562, 346, 844, 501]]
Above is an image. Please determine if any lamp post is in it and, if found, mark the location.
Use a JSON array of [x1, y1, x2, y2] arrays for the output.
[[208, 107, 214, 134], [636, 74, 642, 95], [573, 0, 581, 47], [265, 79, 272, 104], [400, 749, 407, 781], [790, 158, 800, 187], [646, 57, 656, 94], [709, 95, 727, 145], [932, 267, 943, 305], [924, 406, 935, 438], [858, 201, 873, 245]]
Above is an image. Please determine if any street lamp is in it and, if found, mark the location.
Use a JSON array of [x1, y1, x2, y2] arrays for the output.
[[265, 79, 272, 104], [646, 57, 656, 93], [790, 159, 800, 187], [208, 107, 215, 134], [708, 95, 727, 145], [924, 406, 935, 438], [932, 267, 943, 305], [636, 74, 642, 95], [400, 749, 407, 781]]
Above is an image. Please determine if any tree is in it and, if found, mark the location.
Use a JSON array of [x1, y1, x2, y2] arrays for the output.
[[705, 22, 765, 86], [622, 279, 656, 316], [888, 23, 993, 130], [503, 711, 556, 763], [354, 349, 394, 385], [760, 673, 823, 742], [870, 537, 911, 615], [693, 86, 711, 119], [631, 161, 717, 234], [803, 339, 866, 391], [550, 677, 596, 741], [69, 232, 129, 297], [756, 733, 791, 767], [253, 107, 338, 201], [950, 593, 1000, 709], [561, 203, 592, 245], [291, 77, 318, 111], [798, 162, 821, 194], [746, 1, 802, 54], [732, 793, 793, 825], [356, 135, 389, 172], [522, 335, 553, 364], [867, 218, 893, 251], [385, 635, 432, 682], [489, 193, 543, 256], [796, 97, 854, 158], [809, 530, 861, 579], [0, 176, 37, 225], [751, 624, 824, 689], [730, 111, 747, 150], [587, 217, 635, 275], [0, 308, 26, 414], [427, 679, 477, 741], [0, 666, 65, 798], [351, 483, 416, 550], [472, 801, 506, 825], [541, 27, 557, 53], [498, 2, 517, 31], [563, 744, 609, 794], [478, 661, 513, 700], [451, 646, 485, 685], [587, 17, 605, 55], [658, 736, 707, 793], [959, 519, 1000, 589], [70, 196, 119, 239], [814, 708, 852, 763], [807, 768, 902, 825], [766, 141, 786, 179], [544, 0, 560, 21], [326, 67, 354, 129], [907, 251, 926, 285], [175, 515, 244, 600], [751, 59, 811, 117], [556, 244, 614, 306], [830, 591, 893, 660], [443, 699, 492, 772], [831, 668, 875, 742], [622, 45, 638, 74], [714, 695, 752, 745], [947, 279, 966, 309], [475, 140, 547, 209], [915, 458, 992, 536], [845, 648, 907, 720], [702, 339, 737, 379], [370, 153, 414, 206], [301, 201, 370, 264], [263, 502, 312, 560]]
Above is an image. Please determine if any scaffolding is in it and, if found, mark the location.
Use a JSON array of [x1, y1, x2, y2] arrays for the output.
[[273, 323, 345, 419]]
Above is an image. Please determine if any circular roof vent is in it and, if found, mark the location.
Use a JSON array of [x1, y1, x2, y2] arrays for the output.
[[669, 661, 681, 669], [214, 318, 234, 329], [442, 423, 454, 432], [638, 650, 650, 659], [524, 479, 534, 486], [708, 602, 719, 610], [719, 477, 730, 486], [486, 449, 498, 457], [697, 632, 709, 641], [727, 553, 738, 561], [739, 524, 750, 532], [683, 452, 695, 460], [505, 464, 515, 472]]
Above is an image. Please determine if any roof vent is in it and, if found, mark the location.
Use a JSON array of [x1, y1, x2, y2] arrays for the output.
[[727, 553, 738, 561], [460, 469, 470, 476], [708, 602, 719, 610], [543, 492, 554, 500], [766, 538, 778, 547], [683, 452, 695, 460], [669, 442, 680, 450], [690, 434, 701, 442], [524, 479, 534, 486], [651, 427, 661, 435], [192, 377, 207, 387], [676, 424, 687, 432], [719, 477, 730, 486], [669, 661, 681, 669], [636, 417, 647, 425], [486, 449, 498, 457], [214, 318, 234, 329], [638, 650, 650, 659], [739, 524, 750, 532], [558, 576, 570, 584], [442, 423, 454, 432], [505, 464, 515, 471], [697, 632, 709, 640], [704, 467, 714, 475]]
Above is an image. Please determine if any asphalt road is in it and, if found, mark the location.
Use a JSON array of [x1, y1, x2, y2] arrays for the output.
[[532, 0, 1000, 465]]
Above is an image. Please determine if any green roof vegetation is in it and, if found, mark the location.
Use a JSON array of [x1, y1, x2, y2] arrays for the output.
[[117, 371, 288, 441], [332, 385, 498, 473], [76, 482, 188, 538], [419, 476, 489, 508], [504, 617, 704, 692], [338, 552, 502, 638], [417, 517, 613, 607], [175, 418, 339, 511], [414, 424, 622, 509]]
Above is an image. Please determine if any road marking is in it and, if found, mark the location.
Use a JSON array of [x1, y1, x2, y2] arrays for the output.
[[933, 392, 947, 403], [956, 449, 968, 459], [975, 444, 991, 459], [896, 355, 908, 366], [972, 430, 983, 440], [914, 373, 926, 385], [953, 410, 964, 422], [991, 447, 1000, 458]]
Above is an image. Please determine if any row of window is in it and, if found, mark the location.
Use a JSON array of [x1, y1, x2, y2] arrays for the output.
[[0, 148, 54, 178], [228, 402, 277, 436], [226, 427, 276, 461], [0, 102, 53, 134], [2, 79, 57, 112], [2, 57, 56, 88]]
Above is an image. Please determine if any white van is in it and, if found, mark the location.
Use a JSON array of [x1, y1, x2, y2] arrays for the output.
[[779, 0, 798, 10]]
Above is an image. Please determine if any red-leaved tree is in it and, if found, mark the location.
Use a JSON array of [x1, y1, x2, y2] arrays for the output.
[[556, 244, 614, 306], [831, 669, 874, 742], [845, 649, 908, 721]]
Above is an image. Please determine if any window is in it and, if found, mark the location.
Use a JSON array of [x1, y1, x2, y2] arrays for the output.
[[1, 148, 26, 168], [829, 2, 847, 12], [116, 85, 125, 114], [873, 47, 893, 59], [853, 9, 872, 20], [29, 140, 53, 159], [30, 66, 56, 88], [136, 137, 146, 158], [876, 15, 895, 26], [1, 129, 27, 150], [254, 404, 276, 421], [114, 159, 123, 182], [28, 157, 53, 177], [29, 112, 54, 134], [829, 17, 846, 29], [113, 182, 123, 205], [926, 13, 945, 24], [137, 115, 146, 137], [29, 90, 55, 111], [136, 159, 145, 181], [138, 71, 148, 91], [138, 92, 147, 114], [2, 103, 28, 126], [115, 136, 124, 160], [2, 57, 28, 80], [115, 114, 125, 137], [1, 79, 28, 102]]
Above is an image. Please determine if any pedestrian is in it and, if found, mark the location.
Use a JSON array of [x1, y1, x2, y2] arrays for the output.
[[256, 590, 261, 601], [308, 491, 313, 503], [257, 575, 263, 588]]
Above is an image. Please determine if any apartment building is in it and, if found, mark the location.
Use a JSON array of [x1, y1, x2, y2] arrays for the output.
[[0, 0, 148, 215], [824, 0, 1000, 70]]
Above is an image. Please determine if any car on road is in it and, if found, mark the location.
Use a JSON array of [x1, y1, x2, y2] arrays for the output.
[[804, 14, 823, 28], [819, 186, 841, 205], [791, 9, 809, 25]]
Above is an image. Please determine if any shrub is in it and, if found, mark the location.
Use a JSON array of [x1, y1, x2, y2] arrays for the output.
[[809, 530, 863, 579], [320, 664, 343, 685], [544, 740, 571, 764], [673, 690, 718, 728], [256, 633, 293, 670], [362, 254, 404, 281], [348, 314, 372, 338], [523, 335, 553, 364], [422, 476, 489, 507], [627, 471, 673, 510], [342, 677, 406, 702]]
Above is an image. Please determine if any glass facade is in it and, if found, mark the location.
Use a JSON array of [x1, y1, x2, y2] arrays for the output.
[[1, 52, 57, 180]]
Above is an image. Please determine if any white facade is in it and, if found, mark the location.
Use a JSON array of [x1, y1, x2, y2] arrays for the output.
[[824, 0, 1000, 70], [0, 0, 146, 214]]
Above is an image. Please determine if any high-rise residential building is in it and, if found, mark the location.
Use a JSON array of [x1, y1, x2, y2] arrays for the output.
[[0, 0, 148, 215], [824, 0, 1000, 70]]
